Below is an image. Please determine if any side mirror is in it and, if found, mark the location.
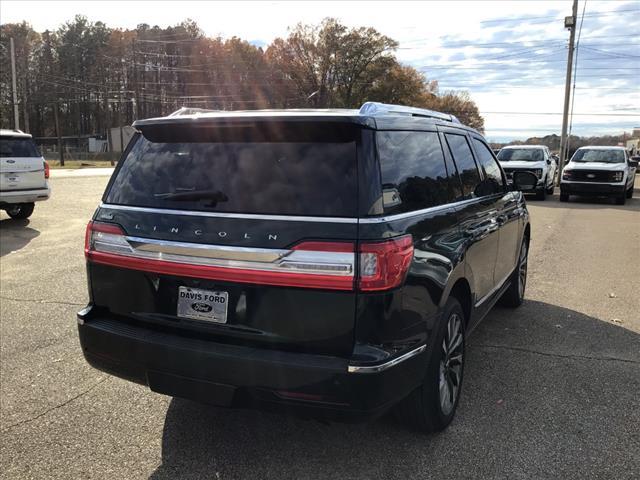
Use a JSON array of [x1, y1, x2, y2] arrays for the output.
[[512, 171, 538, 191], [629, 160, 639, 168], [546, 159, 551, 165]]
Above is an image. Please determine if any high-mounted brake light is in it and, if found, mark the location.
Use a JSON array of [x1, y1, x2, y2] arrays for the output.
[[43, 160, 50, 179], [358, 235, 414, 291]]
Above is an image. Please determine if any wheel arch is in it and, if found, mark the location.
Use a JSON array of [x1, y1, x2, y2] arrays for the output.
[[447, 278, 472, 326]]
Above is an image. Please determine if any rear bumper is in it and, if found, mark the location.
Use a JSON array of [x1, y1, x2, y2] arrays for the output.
[[77, 309, 426, 422], [561, 182, 625, 195], [0, 186, 50, 205]]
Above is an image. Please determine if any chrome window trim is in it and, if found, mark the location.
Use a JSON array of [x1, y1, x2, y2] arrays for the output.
[[357, 197, 487, 224], [99, 203, 359, 224], [347, 345, 427, 373], [101, 195, 499, 227]]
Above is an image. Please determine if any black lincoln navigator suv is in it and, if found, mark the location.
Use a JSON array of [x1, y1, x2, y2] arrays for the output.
[[78, 102, 536, 432]]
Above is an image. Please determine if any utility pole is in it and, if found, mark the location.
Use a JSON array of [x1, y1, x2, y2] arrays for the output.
[[53, 102, 64, 166], [558, 0, 578, 184], [10, 37, 19, 130]]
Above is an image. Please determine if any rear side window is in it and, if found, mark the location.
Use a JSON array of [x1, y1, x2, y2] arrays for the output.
[[0, 138, 39, 157], [472, 138, 504, 195], [377, 131, 454, 214], [444, 133, 482, 199], [106, 123, 358, 217]]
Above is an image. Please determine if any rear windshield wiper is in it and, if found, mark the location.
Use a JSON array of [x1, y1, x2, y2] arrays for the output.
[[154, 189, 229, 204]]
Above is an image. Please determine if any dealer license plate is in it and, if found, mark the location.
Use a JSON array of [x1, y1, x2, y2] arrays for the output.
[[177, 286, 228, 323]]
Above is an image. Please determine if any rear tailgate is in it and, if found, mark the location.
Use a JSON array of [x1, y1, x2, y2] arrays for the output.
[[87, 120, 363, 357], [0, 137, 46, 192]]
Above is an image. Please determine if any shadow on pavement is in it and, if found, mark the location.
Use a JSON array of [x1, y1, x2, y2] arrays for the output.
[[0, 218, 40, 257], [149, 301, 640, 480]]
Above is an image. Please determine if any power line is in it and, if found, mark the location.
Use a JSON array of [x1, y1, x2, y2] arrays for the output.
[[567, 0, 588, 158], [480, 8, 640, 24]]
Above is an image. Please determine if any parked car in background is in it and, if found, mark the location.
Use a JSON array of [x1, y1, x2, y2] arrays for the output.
[[497, 145, 557, 200], [0, 129, 50, 219], [78, 102, 537, 432], [561, 146, 637, 205]]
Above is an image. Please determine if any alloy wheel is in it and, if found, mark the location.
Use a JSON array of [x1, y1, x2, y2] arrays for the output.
[[518, 242, 528, 299], [439, 313, 464, 415]]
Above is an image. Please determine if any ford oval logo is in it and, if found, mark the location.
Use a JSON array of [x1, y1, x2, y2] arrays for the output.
[[6, 159, 15, 164], [587, 174, 595, 178], [191, 302, 213, 313]]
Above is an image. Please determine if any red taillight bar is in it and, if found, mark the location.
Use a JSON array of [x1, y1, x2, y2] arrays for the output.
[[43, 160, 50, 179], [85, 222, 413, 292]]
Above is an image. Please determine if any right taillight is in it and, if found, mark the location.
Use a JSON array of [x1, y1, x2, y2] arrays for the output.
[[43, 160, 50, 179], [358, 235, 414, 291]]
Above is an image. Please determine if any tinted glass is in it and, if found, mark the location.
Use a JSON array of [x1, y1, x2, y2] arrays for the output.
[[472, 138, 504, 195], [497, 148, 544, 162], [377, 131, 453, 213], [445, 134, 481, 199], [106, 123, 358, 216], [571, 149, 625, 163], [0, 138, 39, 157]]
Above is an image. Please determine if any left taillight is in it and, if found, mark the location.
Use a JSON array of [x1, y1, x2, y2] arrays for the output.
[[85, 221, 128, 257], [43, 160, 50, 179]]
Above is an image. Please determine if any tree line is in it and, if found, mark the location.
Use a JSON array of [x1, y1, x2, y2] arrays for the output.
[[0, 16, 484, 139], [496, 132, 637, 156]]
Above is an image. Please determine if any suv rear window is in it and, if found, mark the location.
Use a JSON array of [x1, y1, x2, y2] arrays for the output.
[[106, 122, 359, 216], [0, 137, 39, 157]]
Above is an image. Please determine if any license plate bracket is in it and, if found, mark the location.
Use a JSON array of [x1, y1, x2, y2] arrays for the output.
[[177, 286, 228, 323]]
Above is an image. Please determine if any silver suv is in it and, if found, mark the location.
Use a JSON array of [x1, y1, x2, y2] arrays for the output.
[[0, 129, 50, 219]]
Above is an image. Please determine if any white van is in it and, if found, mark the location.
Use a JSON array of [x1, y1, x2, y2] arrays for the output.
[[0, 129, 50, 219]]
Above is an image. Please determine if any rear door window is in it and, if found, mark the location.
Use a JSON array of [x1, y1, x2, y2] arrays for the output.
[[472, 137, 504, 195], [106, 122, 359, 217], [444, 133, 482, 199], [377, 131, 454, 214]]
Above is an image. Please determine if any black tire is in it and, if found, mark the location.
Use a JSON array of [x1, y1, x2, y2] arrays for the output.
[[500, 235, 528, 308], [5, 202, 35, 220], [615, 192, 626, 205], [395, 297, 465, 433], [535, 187, 546, 201], [626, 185, 634, 199], [559, 192, 569, 202]]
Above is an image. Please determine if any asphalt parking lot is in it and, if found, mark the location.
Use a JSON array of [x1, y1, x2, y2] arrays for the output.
[[1, 174, 639, 479]]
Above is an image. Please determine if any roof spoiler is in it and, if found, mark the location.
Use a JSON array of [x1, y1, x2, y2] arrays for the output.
[[359, 102, 460, 123]]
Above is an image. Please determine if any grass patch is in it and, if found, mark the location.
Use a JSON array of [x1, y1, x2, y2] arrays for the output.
[[47, 159, 117, 169]]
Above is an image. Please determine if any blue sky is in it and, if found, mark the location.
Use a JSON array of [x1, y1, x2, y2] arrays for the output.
[[2, 0, 639, 141]]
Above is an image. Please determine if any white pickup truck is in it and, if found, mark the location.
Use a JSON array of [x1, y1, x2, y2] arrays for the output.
[[560, 146, 637, 205], [497, 145, 557, 200], [0, 129, 50, 219]]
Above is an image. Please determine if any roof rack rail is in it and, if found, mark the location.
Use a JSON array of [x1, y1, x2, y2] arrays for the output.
[[359, 102, 460, 124], [168, 107, 218, 117]]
